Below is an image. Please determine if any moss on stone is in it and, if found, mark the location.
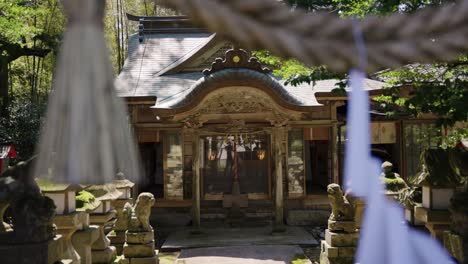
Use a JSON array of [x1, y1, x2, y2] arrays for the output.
[[291, 253, 310, 264], [75, 190, 97, 209], [381, 176, 407, 192], [36, 178, 71, 192]]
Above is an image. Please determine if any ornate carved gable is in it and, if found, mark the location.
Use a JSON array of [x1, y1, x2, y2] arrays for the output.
[[203, 48, 270, 75], [174, 87, 302, 128], [197, 88, 281, 114]]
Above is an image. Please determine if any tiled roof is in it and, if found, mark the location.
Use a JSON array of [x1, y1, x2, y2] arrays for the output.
[[115, 33, 213, 97], [115, 32, 386, 108]]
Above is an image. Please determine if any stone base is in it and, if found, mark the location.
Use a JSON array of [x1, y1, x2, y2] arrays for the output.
[[320, 240, 355, 264], [92, 246, 117, 263], [123, 242, 155, 258], [320, 253, 354, 264], [119, 255, 159, 264], [126, 231, 154, 244], [325, 229, 358, 247], [328, 220, 356, 233]]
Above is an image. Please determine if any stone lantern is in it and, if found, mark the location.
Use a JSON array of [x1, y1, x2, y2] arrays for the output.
[[84, 184, 120, 263], [114, 172, 135, 199], [40, 183, 86, 264], [42, 184, 81, 215]]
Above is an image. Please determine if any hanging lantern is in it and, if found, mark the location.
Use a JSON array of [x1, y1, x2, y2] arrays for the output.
[[208, 150, 217, 161], [257, 149, 266, 160], [207, 137, 216, 161]]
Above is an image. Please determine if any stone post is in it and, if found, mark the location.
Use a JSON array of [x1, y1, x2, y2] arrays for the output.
[[54, 211, 86, 263], [90, 211, 117, 263], [272, 126, 286, 232], [72, 213, 99, 264]]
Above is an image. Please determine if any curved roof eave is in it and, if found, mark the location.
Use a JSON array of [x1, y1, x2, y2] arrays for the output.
[[151, 68, 318, 113]]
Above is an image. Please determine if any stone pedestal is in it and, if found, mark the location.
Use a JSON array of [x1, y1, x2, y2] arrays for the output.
[[122, 230, 158, 264], [108, 199, 132, 255], [55, 212, 86, 264], [120, 193, 157, 264], [320, 220, 358, 264], [72, 225, 99, 264], [90, 212, 117, 263], [414, 205, 451, 241], [327, 220, 356, 233]]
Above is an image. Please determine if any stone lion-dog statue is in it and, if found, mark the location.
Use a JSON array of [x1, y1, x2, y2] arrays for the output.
[[125, 192, 155, 232], [327, 183, 355, 221]]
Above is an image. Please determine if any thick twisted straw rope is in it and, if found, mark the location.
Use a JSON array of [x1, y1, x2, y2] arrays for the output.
[[155, 0, 468, 73]]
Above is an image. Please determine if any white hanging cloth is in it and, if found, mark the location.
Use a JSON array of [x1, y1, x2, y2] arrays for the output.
[[34, 0, 140, 184]]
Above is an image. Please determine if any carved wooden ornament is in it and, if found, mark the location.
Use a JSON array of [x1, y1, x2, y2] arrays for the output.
[[203, 48, 270, 76]]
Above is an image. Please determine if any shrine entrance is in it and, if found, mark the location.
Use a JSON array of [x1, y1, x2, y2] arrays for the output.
[[149, 52, 327, 228], [202, 132, 270, 200]]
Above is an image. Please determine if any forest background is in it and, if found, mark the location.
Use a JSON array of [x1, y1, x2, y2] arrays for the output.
[[0, 0, 466, 162]]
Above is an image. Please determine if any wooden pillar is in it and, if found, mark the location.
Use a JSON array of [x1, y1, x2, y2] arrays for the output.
[[330, 123, 339, 184], [330, 101, 342, 185], [191, 129, 201, 231], [273, 126, 286, 232]]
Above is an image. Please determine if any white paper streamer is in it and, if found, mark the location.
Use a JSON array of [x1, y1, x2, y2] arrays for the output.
[[345, 71, 454, 264], [33, 0, 140, 184]]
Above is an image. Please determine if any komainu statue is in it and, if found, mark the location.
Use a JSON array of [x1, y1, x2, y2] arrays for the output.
[[0, 157, 56, 264], [122, 192, 158, 263], [327, 183, 355, 221], [125, 192, 155, 232]]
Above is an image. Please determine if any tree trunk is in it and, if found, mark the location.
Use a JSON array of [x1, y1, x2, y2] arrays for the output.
[[0, 61, 9, 117], [115, 0, 122, 73]]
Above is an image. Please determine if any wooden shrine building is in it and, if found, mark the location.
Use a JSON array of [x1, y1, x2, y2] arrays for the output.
[[115, 15, 437, 227]]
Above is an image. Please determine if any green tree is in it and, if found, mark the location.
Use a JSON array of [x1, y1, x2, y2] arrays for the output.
[[0, 0, 64, 116], [103, 0, 177, 74], [255, 0, 467, 146]]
